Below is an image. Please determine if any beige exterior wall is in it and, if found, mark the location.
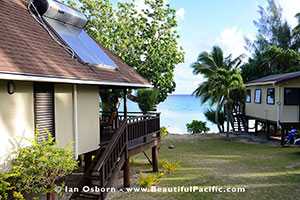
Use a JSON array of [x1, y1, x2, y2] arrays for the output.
[[54, 84, 74, 149], [245, 84, 278, 122], [278, 79, 300, 123], [54, 84, 101, 155], [246, 77, 300, 123], [0, 81, 100, 166], [0, 80, 34, 166], [76, 85, 100, 155]]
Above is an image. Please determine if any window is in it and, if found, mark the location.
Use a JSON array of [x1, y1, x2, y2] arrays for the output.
[[246, 89, 251, 103], [284, 88, 300, 105], [266, 88, 275, 105], [254, 89, 262, 104]]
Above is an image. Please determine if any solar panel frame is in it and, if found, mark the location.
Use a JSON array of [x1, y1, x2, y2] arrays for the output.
[[43, 17, 117, 70]]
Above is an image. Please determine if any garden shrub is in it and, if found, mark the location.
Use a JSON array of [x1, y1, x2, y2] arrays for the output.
[[160, 127, 169, 138], [0, 173, 11, 200], [137, 89, 159, 113], [137, 173, 162, 188], [186, 120, 210, 134], [4, 133, 77, 198], [160, 160, 180, 174]]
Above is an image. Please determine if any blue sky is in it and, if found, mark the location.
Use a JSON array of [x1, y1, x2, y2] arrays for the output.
[[166, 0, 300, 94]]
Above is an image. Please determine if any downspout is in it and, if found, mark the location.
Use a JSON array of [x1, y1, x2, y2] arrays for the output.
[[73, 84, 79, 159], [276, 84, 281, 129]]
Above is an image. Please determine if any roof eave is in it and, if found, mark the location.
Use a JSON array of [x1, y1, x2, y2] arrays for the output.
[[245, 81, 276, 87], [0, 72, 153, 88]]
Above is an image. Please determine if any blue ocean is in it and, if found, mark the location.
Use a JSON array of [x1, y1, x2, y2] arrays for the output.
[[122, 95, 218, 134]]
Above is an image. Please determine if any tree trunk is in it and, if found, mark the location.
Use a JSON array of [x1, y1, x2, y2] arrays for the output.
[[217, 125, 222, 133], [226, 103, 230, 138], [221, 124, 225, 133]]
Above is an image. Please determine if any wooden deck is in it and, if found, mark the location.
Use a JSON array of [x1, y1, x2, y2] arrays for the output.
[[69, 112, 161, 200]]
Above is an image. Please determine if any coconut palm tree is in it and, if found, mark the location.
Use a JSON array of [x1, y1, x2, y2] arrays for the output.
[[192, 46, 243, 77], [192, 46, 245, 136]]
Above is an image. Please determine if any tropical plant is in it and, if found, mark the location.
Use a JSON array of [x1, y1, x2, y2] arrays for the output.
[[65, 0, 184, 103], [160, 160, 180, 174], [204, 109, 225, 133], [186, 120, 210, 134], [0, 173, 11, 200], [192, 46, 245, 136], [160, 127, 169, 138], [137, 89, 159, 113], [137, 173, 161, 188], [6, 133, 77, 199]]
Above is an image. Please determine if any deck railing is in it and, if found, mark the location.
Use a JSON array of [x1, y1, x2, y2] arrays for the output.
[[100, 112, 160, 147]]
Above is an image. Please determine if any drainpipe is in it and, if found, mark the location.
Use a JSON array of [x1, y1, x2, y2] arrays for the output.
[[73, 84, 79, 159], [276, 85, 281, 129]]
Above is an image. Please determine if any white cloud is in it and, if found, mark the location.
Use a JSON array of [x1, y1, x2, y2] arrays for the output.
[[174, 40, 211, 94], [176, 8, 185, 21], [277, 0, 300, 27], [216, 27, 249, 58], [174, 64, 203, 95]]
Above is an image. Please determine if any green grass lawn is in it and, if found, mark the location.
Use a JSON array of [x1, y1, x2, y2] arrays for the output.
[[109, 135, 300, 200]]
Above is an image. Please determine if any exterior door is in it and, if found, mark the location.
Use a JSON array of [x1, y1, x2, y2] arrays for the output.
[[34, 83, 55, 142]]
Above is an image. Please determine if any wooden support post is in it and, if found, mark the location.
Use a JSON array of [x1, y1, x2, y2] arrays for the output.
[[281, 128, 285, 146], [46, 192, 56, 200], [123, 88, 130, 188], [123, 158, 130, 188], [254, 120, 258, 135], [123, 89, 127, 120], [84, 152, 93, 172], [266, 122, 270, 140], [152, 145, 159, 172]]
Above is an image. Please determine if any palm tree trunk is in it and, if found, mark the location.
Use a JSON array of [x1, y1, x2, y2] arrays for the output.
[[217, 125, 222, 133], [226, 103, 230, 138], [215, 109, 220, 133]]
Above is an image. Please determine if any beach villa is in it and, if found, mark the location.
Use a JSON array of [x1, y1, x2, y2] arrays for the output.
[[245, 71, 300, 143], [0, 0, 161, 198]]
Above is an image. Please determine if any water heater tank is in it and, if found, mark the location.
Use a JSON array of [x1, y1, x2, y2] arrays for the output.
[[32, 0, 88, 28]]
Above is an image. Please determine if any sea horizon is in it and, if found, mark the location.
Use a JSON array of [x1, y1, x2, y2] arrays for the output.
[[120, 94, 218, 134]]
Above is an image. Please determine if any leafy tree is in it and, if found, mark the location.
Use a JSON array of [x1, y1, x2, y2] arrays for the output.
[[65, 0, 184, 103], [186, 120, 210, 134], [246, 0, 298, 52], [242, 1, 300, 82], [204, 109, 225, 133], [241, 45, 300, 82], [137, 89, 159, 113], [293, 13, 300, 50], [192, 46, 245, 136]]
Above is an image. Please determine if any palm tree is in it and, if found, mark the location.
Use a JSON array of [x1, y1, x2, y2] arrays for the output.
[[204, 109, 225, 133], [192, 46, 245, 137], [192, 46, 243, 76]]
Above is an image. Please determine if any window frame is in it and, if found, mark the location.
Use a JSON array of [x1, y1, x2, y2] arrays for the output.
[[266, 88, 275, 105], [284, 88, 300, 105], [254, 89, 262, 104], [246, 89, 251, 103]]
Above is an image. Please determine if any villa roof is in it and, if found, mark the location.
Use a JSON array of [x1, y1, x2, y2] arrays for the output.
[[245, 71, 300, 86], [0, 0, 151, 88]]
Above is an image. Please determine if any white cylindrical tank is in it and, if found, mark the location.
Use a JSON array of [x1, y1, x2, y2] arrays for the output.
[[32, 0, 87, 28]]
